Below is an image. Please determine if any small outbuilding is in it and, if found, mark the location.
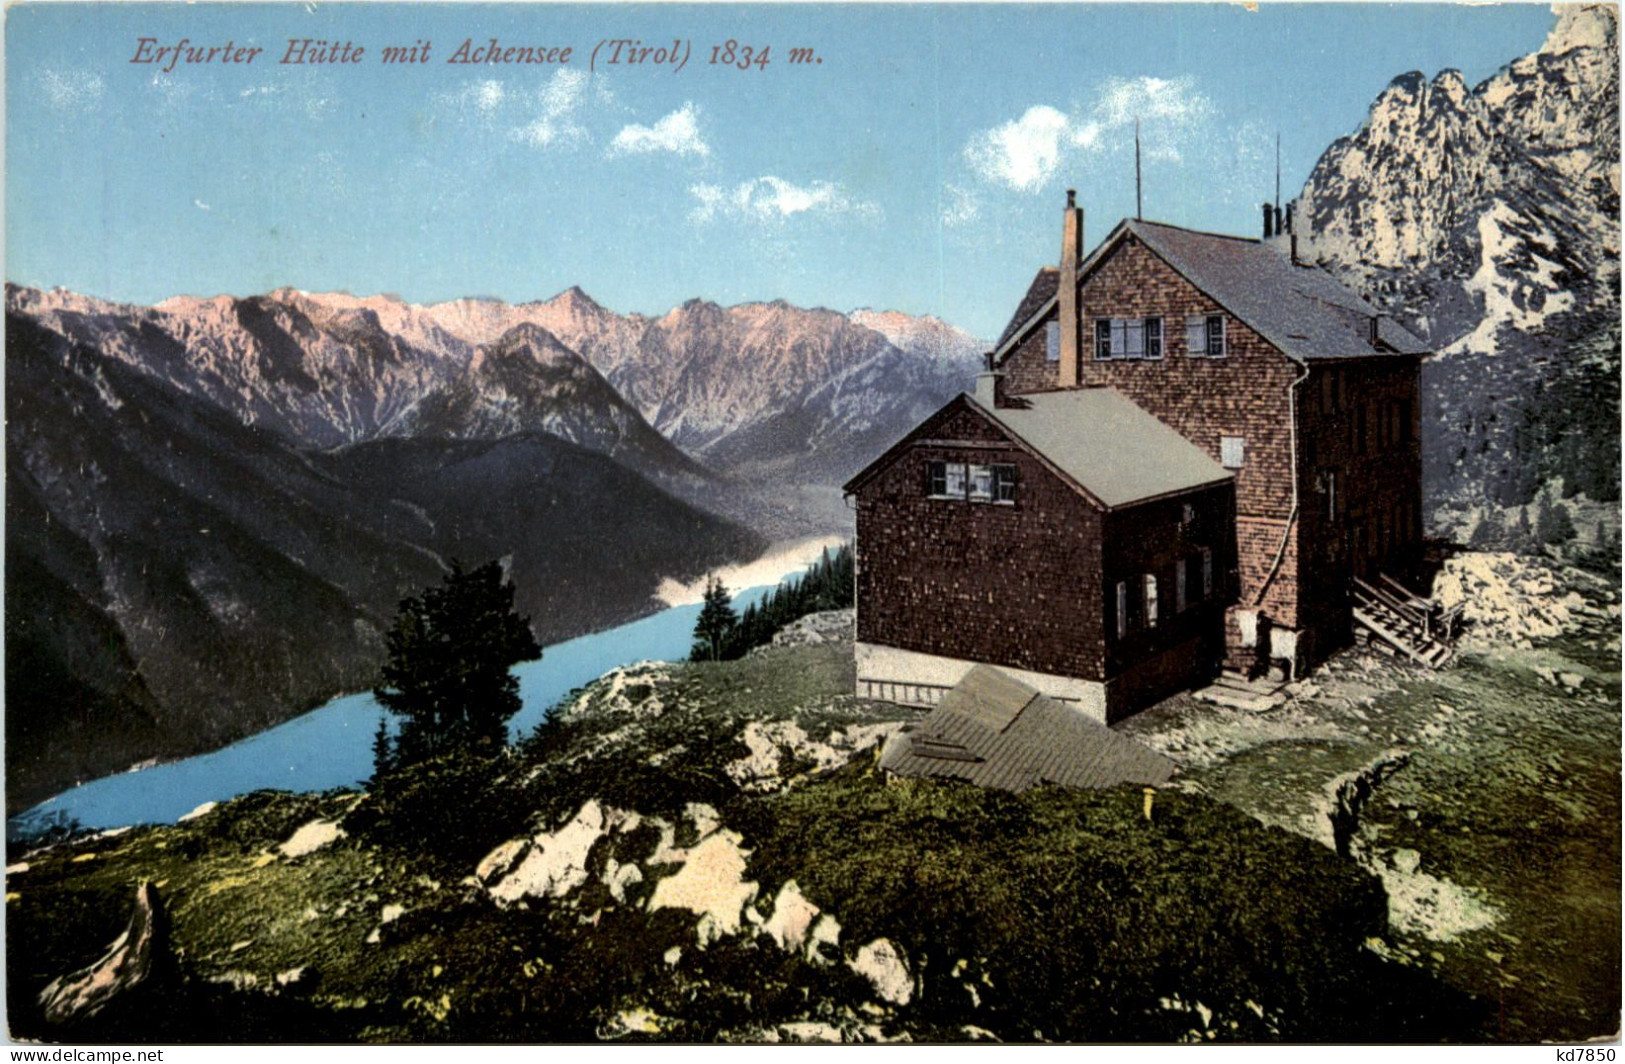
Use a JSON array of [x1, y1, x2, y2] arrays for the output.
[[844, 379, 1235, 723], [878, 665, 1176, 791]]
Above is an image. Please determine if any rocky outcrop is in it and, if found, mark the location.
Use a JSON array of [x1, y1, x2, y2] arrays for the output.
[[1295, 6, 1620, 516], [1432, 551, 1596, 649]]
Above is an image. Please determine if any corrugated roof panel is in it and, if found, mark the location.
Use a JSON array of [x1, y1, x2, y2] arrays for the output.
[[940, 664, 1039, 732], [885, 668, 1177, 793]]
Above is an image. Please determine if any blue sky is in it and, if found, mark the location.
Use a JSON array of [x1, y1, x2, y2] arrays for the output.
[[7, 3, 1556, 339]]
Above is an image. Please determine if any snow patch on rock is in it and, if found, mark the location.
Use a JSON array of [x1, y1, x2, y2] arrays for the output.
[[178, 801, 218, 823]]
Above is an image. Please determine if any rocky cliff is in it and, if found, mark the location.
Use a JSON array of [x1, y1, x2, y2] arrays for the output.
[[1296, 4, 1620, 541]]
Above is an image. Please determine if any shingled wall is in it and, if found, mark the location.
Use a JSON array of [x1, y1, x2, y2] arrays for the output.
[[997, 234, 1423, 675], [853, 399, 1108, 682]]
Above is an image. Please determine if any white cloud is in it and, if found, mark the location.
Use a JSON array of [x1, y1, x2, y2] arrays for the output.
[[963, 76, 1216, 191], [941, 183, 981, 228], [194, 199, 212, 212], [440, 78, 507, 116], [437, 69, 609, 150], [1096, 75, 1215, 129], [965, 105, 1071, 193], [608, 102, 709, 158], [689, 176, 878, 224], [40, 69, 105, 111], [512, 69, 597, 148]]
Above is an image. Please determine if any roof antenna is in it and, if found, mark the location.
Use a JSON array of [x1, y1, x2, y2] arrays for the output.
[[1134, 116, 1143, 221], [1274, 131, 1281, 210]]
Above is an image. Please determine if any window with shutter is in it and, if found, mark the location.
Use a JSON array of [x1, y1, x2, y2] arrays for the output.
[[1095, 319, 1113, 360], [1201, 547, 1213, 597], [1145, 317, 1163, 359], [1045, 320, 1060, 362], [1124, 319, 1145, 359], [1143, 574, 1158, 628], [993, 465, 1017, 504], [1205, 315, 1226, 357], [1111, 319, 1130, 359], [1185, 314, 1205, 356], [968, 464, 994, 502], [1220, 436, 1245, 469]]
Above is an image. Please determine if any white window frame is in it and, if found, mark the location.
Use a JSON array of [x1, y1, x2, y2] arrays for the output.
[[927, 460, 969, 500], [1201, 547, 1214, 598], [1220, 435, 1246, 470], [1186, 314, 1227, 358], [967, 463, 995, 503], [1094, 318, 1114, 361], [1045, 320, 1061, 363], [1143, 574, 1159, 629], [1097, 317, 1162, 361], [1205, 314, 1227, 357], [993, 465, 1017, 505]]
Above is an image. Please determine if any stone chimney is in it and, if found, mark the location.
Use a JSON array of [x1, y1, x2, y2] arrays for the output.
[[1058, 189, 1084, 388]]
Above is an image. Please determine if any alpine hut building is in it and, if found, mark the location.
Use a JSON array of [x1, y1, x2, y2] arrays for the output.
[[844, 191, 1431, 723]]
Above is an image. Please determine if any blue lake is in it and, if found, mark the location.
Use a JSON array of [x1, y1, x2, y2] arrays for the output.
[[9, 577, 800, 840]]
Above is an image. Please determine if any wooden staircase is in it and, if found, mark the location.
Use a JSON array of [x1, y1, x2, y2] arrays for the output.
[[1350, 574, 1457, 669]]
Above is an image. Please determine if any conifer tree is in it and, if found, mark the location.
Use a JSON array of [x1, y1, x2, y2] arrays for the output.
[[373, 560, 541, 770], [692, 575, 738, 661], [369, 715, 395, 781]]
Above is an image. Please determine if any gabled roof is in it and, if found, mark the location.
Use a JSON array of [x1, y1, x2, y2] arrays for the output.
[[879, 664, 1177, 792], [992, 266, 1059, 352], [842, 387, 1231, 509], [993, 218, 1428, 363], [972, 388, 1231, 509]]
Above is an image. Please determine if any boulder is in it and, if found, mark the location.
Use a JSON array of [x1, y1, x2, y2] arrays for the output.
[[848, 938, 913, 1006], [279, 819, 345, 859], [647, 830, 758, 945], [762, 880, 821, 953]]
